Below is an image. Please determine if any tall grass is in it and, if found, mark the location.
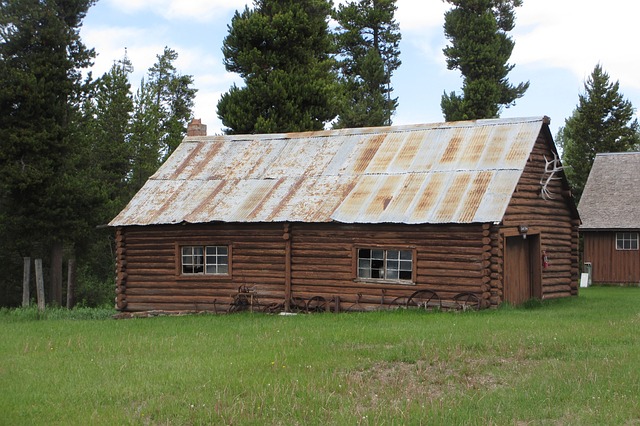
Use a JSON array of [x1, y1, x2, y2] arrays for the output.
[[1, 287, 639, 425]]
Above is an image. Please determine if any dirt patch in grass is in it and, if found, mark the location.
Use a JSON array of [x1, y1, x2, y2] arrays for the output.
[[336, 355, 519, 418]]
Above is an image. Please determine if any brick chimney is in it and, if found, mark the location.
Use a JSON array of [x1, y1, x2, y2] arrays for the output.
[[187, 118, 207, 136]]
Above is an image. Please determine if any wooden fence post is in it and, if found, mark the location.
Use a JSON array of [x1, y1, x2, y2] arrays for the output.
[[66, 259, 76, 309], [35, 259, 45, 311], [22, 257, 31, 307]]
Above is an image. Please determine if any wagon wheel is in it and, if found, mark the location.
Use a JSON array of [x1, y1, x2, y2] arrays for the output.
[[389, 296, 411, 309], [344, 293, 364, 312], [261, 302, 284, 314], [228, 295, 248, 313], [289, 297, 307, 313], [306, 296, 327, 313], [453, 292, 480, 311], [407, 290, 441, 311]]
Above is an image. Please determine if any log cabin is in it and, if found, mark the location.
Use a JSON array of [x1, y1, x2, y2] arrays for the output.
[[579, 152, 640, 285], [109, 116, 580, 313]]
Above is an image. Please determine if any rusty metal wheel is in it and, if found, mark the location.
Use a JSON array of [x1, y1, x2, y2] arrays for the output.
[[407, 290, 441, 310], [289, 297, 307, 313], [453, 292, 480, 311], [306, 296, 327, 313], [388, 296, 411, 309], [261, 302, 283, 314]]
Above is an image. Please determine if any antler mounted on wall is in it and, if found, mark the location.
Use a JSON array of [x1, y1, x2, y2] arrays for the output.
[[540, 153, 564, 200]]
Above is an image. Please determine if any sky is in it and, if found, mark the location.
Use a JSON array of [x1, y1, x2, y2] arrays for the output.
[[80, 0, 640, 138]]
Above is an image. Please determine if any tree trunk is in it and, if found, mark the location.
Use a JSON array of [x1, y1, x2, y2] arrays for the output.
[[35, 259, 45, 311], [50, 241, 63, 306], [66, 258, 76, 309], [22, 257, 31, 307]]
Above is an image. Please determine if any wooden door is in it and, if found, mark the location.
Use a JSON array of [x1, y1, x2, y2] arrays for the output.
[[504, 235, 541, 305]]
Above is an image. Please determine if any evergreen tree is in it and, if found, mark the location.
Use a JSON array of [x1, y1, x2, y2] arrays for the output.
[[0, 0, 97, 305], [217, 0, 340, 134], [557, 64, 640, 202], [333, 0, 401, 128], [441, 0, 529, 121], [84, 54, 134, 218], [128, 48, 196, 194], [147, 47, 196, 160], [129, 77, 163, 194]]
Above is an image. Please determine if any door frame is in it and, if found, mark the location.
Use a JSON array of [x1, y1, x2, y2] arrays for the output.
[[502, 229, 542, 303]]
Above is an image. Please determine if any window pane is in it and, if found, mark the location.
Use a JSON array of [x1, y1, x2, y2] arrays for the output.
[[387, 260, 398, 270], [359, 249, 371, 259], [399, 270, 412, 280], [372, 249, 384, 259], [218, 264, 229, 274], [400, 261, 412, 271], [358, 268, 370, 278], [371, 267, 384, 279], [400, 250, 412, 260], [387, 250, 399, 260], [386, 270, 399, 280]]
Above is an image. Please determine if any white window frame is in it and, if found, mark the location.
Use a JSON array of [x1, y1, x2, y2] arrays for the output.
[[616, 232, 639, 251], [180, 245, 230, 275], [356, 247, 415, 284]]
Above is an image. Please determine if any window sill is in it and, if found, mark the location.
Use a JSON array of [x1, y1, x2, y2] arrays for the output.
[[354, 278, 415, 286], [177, 274, 231, 281]]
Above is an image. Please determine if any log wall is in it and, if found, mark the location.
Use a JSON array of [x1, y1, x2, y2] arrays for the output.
[[115, 222, 491, 312], [289, 223, 490, 311], [115, 223, 287, 312], [583, 231, 640, 284], [499, 133, 580, 302]]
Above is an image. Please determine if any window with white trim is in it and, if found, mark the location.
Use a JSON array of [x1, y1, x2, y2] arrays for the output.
[[616, 232, 639, 250], [357, 248, 413, 282], [181, 245, 229, 275]]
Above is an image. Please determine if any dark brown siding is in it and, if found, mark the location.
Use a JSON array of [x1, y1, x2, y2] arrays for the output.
[[583, 231, 640, 284], [499, 132, 580, 302]]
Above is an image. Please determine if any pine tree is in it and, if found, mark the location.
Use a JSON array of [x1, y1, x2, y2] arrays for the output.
[[147, 47, 196, 160], [129, 77, 163, 194], [441, 0, 529, 121], [333, 0, 401, 128], [84, 54, 135, 218], [217, 0, 340, 134], [128, 48, 196, 195], [0, 0, 98, 305], [558, 65, 640, 202]]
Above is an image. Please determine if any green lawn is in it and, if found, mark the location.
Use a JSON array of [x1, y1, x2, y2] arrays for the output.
[[1, 287, 639, 425]]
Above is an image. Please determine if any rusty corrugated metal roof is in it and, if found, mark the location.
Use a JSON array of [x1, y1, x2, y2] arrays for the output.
[[110, 116, 548, 226]]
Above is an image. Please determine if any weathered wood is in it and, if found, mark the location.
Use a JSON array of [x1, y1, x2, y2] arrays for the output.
[[66, 259, 76, 309], [50, 241, 63, 306], [35, 259, 45, 311], [22, 257, 30, 307]]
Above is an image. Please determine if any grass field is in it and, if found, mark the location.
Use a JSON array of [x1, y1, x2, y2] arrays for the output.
[[1, 287, 639, 425]]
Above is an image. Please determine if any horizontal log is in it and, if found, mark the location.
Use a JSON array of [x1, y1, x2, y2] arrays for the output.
[[292, 249, 352, 258], [291, 257, 352, 266], [417, 260, 484, 271]]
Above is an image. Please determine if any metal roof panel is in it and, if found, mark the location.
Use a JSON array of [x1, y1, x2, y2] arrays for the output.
[[109, 117, 547, 227]]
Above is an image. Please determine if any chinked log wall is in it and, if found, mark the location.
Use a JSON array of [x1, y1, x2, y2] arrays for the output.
[[115, 222, 491, 312], [290, 223, 491, 311], [115, 223, 287, 312], [499, 133, 580, 301]]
